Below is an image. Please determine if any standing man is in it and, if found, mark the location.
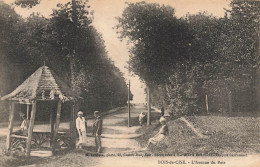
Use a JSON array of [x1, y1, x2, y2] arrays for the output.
[[76, 111, 87, 149], [92, 111, 103, 153], [161, 104, 165, 117]]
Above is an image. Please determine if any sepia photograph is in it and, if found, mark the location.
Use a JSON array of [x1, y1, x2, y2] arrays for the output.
[[0, 0, 259, 166]]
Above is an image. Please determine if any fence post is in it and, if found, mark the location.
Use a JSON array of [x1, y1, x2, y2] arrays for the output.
[[228, 91, 232, 113], [205, 94, 209, 113]]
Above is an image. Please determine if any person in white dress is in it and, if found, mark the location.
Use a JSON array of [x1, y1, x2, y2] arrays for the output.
[[143, 117, 169, 150], [138, 112, 147, 126], [76, 111, 87, 149]]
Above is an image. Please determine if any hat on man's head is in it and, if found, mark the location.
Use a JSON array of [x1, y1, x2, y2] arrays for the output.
[[78, 111, 83, 115], [94, 111, 100, 115], [159, 116, 166, 123]]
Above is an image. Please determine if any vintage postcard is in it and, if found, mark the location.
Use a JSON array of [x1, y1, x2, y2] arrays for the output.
[[0, 0, 259, 166]]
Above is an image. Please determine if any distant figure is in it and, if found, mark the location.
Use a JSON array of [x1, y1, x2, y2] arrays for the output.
[[138, 112, 147, 126], [143, 117, 169, 150], [76, 111, 87, 149], [15, 112, 28, 136], [164, 107, 173, 118], [160, 105, 165, 117], [169, 110, 174, 118], [93, 111, 103, 153]]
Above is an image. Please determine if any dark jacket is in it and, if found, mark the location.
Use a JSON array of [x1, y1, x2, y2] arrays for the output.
[[93, 116, 103, 135], [161, 107, 165, 116]]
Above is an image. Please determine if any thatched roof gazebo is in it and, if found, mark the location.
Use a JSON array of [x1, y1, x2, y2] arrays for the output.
[[1, 65, 78, 157]]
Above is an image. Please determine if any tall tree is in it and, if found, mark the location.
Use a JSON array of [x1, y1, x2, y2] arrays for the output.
[[14, 0, 41, 8], [0, 1, 29, 95], [5, 0, 131, 111], [223, 1, 260, 111], [116, 2, 191, 85]]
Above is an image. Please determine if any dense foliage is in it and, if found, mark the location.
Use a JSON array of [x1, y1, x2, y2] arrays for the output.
[[0, 1, 130, 120], [116, 2, 191, 85], [117, 1, 260, 115]]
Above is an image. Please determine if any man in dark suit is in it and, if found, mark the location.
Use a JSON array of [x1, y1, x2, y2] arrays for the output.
[[161, 104, 165, 117], [92, 111, 103, 153]]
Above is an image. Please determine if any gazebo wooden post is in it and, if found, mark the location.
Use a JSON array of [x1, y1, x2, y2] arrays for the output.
[[26, 104, 30, 131], [52, 100, 61, 153], [6, 102, 15, 151], [26, 102, 37, 157], [26, 104, 29, 120], [50, 110, 54, 146]]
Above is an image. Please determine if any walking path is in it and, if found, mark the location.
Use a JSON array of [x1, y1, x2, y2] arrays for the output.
[[85, 105, 145, 153]]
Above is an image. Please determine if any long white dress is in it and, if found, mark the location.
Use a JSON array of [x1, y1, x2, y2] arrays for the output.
[[149, 125, 168, 144], [76, 117, 87, 146]]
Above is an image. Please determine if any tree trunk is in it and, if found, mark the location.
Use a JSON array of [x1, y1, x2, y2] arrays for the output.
[[128, 80, 131, 127], [50, 109, 54, 146], [52, 100, 61, 153], [69, 58, 77, 149], [147, 86, 151, 125], [69, 0, 79, 149], [257, 14, 260, 111]]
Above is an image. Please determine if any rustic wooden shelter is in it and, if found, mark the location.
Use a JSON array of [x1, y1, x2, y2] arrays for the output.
[[1, 65, 78, 157]]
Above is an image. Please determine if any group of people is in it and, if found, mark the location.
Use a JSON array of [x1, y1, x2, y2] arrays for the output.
[[16, 105, 169, 152], [15, 110, 103, 153], [76, 110, 103, 153], [77, 108, 169, 152]]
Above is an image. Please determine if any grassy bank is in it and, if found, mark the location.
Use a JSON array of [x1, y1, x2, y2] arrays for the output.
[[135, 113, 260, 154]]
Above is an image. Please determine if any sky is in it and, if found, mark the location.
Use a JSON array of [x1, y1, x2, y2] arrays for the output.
[[4, 0, 231, 103]]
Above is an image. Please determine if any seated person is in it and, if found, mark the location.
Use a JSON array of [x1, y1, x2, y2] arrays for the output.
[[14, 112, 28, 136], [138, 112, 147, 126], [143, 117, 168, 150]]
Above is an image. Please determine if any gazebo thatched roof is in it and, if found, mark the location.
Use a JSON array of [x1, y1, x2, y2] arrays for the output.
[[1, 66, 77, 103]]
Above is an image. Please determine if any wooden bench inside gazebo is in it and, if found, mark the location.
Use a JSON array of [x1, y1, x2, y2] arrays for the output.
[[1, 65, 78, 157]]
